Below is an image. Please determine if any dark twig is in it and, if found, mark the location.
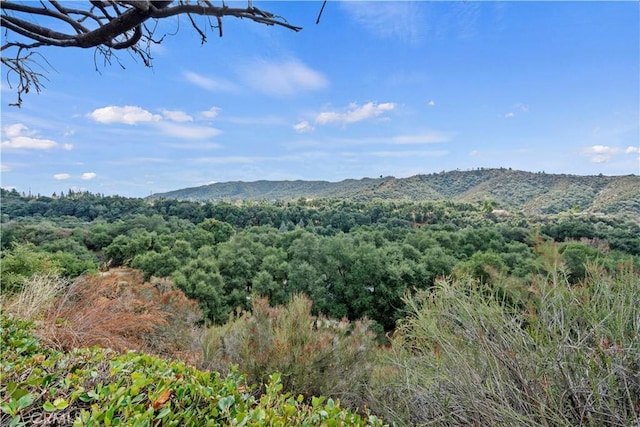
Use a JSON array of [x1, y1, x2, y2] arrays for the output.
[[0, 0, 302, 106], [316, 0, 327, 25]]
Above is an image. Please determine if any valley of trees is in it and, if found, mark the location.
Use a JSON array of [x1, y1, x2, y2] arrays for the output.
[[1, 186, 639, 425], [3, 187, 639, 329]]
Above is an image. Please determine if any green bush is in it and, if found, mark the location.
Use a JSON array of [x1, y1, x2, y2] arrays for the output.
[[0, 243, 61, 294], [0, 313, 385, 426]]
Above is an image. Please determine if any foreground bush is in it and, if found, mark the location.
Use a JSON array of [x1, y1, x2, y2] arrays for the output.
[[201, 295, 378, 410], [0, 314, 385, 426], [372, 264, 640, 426]]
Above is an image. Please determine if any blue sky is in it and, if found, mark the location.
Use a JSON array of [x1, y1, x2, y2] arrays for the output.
[[1, 1, 639, 197]]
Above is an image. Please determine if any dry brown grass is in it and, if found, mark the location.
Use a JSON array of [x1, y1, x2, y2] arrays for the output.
[[1, 272, 68, 320], [16, 268, 204, 363]]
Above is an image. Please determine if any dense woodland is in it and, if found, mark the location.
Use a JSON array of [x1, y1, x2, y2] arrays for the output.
[[2, 187, 639, 329], [1, 186, 639, 425]]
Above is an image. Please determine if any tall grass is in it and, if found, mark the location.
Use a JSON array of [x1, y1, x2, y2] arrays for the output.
[[371, 262, 640, 426], [0, 273, 68, 320]]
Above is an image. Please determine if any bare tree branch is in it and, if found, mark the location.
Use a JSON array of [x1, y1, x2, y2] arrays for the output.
[[2, 47, 51, 107], [0, 0, 303, 106]]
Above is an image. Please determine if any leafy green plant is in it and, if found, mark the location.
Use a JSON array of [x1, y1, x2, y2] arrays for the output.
[[0, 313, 384, 426]]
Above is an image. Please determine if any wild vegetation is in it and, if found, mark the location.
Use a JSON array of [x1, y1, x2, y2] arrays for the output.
[[1, 183, 639, 425], [149, 169, 640, 217], [373, 262, 640, 425], [1, 314, 381, 426]]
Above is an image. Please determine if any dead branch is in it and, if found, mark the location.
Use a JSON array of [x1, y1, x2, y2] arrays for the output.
[[0, 1, 302, 106]]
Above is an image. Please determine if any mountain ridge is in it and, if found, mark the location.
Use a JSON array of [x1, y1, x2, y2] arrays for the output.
[[149, 169, 640, 216]]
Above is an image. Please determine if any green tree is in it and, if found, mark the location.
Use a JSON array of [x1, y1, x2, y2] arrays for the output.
[[198, 219, 235, 245], [172, 254, 228, 323], [252, 270, 287, 306], [559, 242, 600, 284], [455, 251, 507, 284], [481, 199, 498, 213], [131, 250, 180, 280], [104, 230, 156, 266]]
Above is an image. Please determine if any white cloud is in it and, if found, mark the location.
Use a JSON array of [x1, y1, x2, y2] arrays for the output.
[[316, 102, 396, 126], [3, 123, 25, 139], [241, 59, 328, 97], [63, 143, 74, 150], [183, 71, 237, 92], [162, 110, 193, 122], [428, 100, 436, 107], [469, 150, 481, 156], [86, 105, 223, 139], [585, 145, 619, 155], [53, 173, 71, 180], [157, 122, 221, 139], [88, 106, 161, 125], [625, 146, 640, 154], [582, 145, 621, 163], [1, 124, 60, 150], [514, 103, 529, 112], [503, 103, 529, 118], [81, 172, 97, 180], [293, 121, 315, 133], [201, 107, 221, 119], [391, 132, 451, 144], [1, 164, 11, 172]]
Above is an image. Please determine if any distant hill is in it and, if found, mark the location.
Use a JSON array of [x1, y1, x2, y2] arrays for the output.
[[149, 169, 640, 216]]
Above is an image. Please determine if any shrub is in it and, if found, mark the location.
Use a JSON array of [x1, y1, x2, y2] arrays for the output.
[[142, 276, 203, 365], [24, 268, 203, 363], [0, 313, 385, 426], [372, 264, 640, 426], [0, 243, 61, 293], [201, 294, 378, 410]]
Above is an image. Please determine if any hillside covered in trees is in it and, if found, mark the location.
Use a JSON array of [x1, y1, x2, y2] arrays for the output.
[[149, 169, 640, 217], [2, 185, 639, 425]]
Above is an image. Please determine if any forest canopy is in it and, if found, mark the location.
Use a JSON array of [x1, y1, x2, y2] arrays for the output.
[[3, 188, 639, 329]]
